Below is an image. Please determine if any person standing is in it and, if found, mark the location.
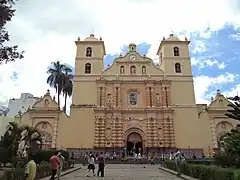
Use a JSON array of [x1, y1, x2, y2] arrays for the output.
[[25, 153, 37, 180], [57, 152, 65, 180], [174, 149, 181, 176], [97, 152, 106, 177], [49, 151, 60, 180]]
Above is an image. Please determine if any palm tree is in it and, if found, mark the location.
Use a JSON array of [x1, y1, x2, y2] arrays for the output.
[[47, 61, 66, 108], [22, 126, 42, 152], [5, 122, 23, 158], [62, 67, 73, 113], [225, 95, 240, 121]]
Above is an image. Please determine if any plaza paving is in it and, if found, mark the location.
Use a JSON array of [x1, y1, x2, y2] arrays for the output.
[[59, 164, 183, 180]]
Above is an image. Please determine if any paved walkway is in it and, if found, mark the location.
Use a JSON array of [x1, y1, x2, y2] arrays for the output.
[[59, 164, 183, 180]]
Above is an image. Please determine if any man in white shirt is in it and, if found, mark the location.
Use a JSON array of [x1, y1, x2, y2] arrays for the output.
[[174, 149, 181, 176]]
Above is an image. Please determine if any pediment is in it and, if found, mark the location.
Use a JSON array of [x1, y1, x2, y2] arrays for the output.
[[32, 92, 58, 110], [102, 52, 164, 75], [208, 94, 231, 110]]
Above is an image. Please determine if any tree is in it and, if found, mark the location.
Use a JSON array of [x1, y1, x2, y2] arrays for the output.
[[0, 122, 42, 166], [0, 0, 24, 64], [22, 125, 42, 153], [224, 124, 240, 155], [47, 61, 66, 108], [62, 67, 73, 113], [225, 95, 240, 121]]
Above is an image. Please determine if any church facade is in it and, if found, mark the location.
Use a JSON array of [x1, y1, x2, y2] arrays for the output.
[[19, 34, 238, 155]]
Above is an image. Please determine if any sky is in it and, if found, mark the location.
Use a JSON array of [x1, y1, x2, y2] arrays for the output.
[[0, 0, 240, 112]]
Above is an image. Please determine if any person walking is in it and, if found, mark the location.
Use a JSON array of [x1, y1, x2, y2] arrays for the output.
[[97, 152, 106, 177], [25, 153, 37, 180], [57, 152, 65, 180], [49, 151, 60, 180], [86, 154, 96, 177]]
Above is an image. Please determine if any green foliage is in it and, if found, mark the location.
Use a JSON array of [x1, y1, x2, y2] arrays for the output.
[[0, 0, 24, 64], [47, 61, 73, 112], [34, 150, 69, 164], [186, 159, 215, 166], [224, 125, 240, 155], [164, 160, 237, 180], [2, 161, 72, 180], [225, 102, 240, 121], [0, 122, 42, 165]]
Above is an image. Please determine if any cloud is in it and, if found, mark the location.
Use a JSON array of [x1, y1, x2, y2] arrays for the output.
[[0, 0, 240, 109], [191, 58, 226, 69], [194, 73, 238, 104], [230, 33, 240, 40]]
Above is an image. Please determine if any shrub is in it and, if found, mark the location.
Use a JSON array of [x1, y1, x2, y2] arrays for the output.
[[186, 159, 215, 166], [214, 152, 240, 168], [2, 161, 72, 180], [164, 160, 236, 180], [34, 150, 69, 164]]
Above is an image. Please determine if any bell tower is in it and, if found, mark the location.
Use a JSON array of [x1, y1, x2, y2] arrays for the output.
[[72, 34, 106, 105], [74, 34, 106, 75], [156, 34, 192, 76]]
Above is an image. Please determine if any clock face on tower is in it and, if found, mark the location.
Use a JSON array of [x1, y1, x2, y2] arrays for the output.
[[129, 55, 136, 61]]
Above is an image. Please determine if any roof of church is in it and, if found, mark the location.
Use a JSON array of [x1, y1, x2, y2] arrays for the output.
[[166, 34, 181, 41], [84, 34, 99, 41]]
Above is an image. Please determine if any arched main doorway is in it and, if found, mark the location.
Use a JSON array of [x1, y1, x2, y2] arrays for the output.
[[126, 132, 143, 155]]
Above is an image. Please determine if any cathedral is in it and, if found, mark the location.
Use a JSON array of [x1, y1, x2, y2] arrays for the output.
[[19, 34, 238, 156]]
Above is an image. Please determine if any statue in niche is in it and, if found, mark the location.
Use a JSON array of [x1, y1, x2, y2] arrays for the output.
[[120, 66, 125, 74], [221, 122, 226, 129], [142, 66, 146, 74], [106, 128, 112, 140], [106, 94, 112, 106], [130, 65, 136, 74], [44, 99, 49, 106], [156, 93, 161, 106]]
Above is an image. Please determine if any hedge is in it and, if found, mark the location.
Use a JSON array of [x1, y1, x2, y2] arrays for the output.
[[2, 161, 72, 180], [164, 160, 238, 180], [186, 159, 215, 166]]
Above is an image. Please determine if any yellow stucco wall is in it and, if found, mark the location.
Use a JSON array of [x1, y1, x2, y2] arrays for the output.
[[18, 34, 236, 155]]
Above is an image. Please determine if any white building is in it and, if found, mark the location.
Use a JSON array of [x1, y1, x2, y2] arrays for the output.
[[7, 93, 40, 117]]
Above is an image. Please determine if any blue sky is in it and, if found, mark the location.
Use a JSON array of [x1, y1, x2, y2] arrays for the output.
[[103, 25, 240, 102]]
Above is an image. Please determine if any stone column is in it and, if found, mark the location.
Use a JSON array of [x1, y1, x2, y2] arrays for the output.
[[97, 87, 101, 107], [94, 117, 100, 148], [152, 117, 158, 147], [117, 87, 121, 108], [162, 117, 170, 147], [101, 86, 106, 108], [151, 87, 156, 108], [161, 86, 167, 107], [146, 86, 150, 108], [51, 117, 58, 148]]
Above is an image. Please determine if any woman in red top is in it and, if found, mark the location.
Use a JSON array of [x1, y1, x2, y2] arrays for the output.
[[49, 151, 60, 180]]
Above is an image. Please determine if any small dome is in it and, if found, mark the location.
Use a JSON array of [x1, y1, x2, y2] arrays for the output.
[[166, 34, 181, 41], [84, 34, 99, 41]]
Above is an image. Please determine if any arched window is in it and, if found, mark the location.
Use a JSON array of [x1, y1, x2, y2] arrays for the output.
[[85, 63, 91, 74], [175, 62, 181, 73], [142, 66, 146, 74], [120, 65, 125, 74], [86, 47, 92, 57], [173, 47, 180, 56], [130, 65, 136, 74]]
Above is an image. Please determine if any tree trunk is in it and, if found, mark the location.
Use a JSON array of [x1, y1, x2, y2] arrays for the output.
[[57, 86, 61, 109], [64, 92, 67, 113]]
